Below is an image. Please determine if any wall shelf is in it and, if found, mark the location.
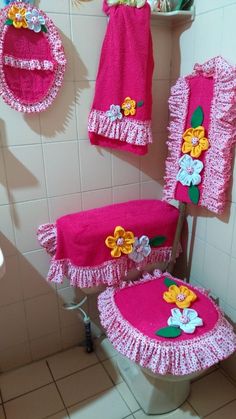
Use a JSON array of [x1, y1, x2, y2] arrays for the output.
[[151, 6, 195, 26]]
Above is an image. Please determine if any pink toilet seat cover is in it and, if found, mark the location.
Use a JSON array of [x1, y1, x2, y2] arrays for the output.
[[98, 274, 236, 375]]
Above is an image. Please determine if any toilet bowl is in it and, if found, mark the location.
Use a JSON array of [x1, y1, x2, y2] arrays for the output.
[[116, 355, 202, 414], [97, 273, 236, 415]]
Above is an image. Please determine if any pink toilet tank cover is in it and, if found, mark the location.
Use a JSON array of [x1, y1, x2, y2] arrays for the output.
[[37, 200, 180, 288], [98, 274, 236, 375], [88, 1, 154, 155]]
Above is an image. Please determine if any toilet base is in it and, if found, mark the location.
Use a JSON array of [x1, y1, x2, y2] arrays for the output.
[[117, 357, 191, 415]]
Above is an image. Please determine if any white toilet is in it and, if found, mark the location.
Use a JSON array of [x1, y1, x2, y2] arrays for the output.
[[96, 273, 236, 415], [116, 356, 201, 415]]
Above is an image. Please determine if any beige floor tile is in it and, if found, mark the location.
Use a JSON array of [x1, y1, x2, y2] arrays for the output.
[[0, 360, 52, 402], [0, 406, 4, 419], [188, 370, 236, 416], [102, 355, 124, 385], [192, 365, 218, 382], [95, 337, 118, 361], [4, 383, 64, 419], [68, 387, 131, 419], [57, 363, 113, 407], [47, 410, 69, 419], [116, 382, 140, 413], [134, 402, 200, 418], [206, 400, 236, 419], [47, 346, 98, 380]]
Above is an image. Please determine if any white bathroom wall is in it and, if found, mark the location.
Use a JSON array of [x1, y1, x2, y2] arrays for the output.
[[0, 0, 172, 370], [171, 0, 236, 379]]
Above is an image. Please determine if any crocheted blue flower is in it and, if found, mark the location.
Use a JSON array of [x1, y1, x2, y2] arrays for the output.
[[128, 235, 151, 263], [106, 104, 122, 122], [177, 154, 203, 186], [25, 8, 45, 33], [167, 308, 203, 334]]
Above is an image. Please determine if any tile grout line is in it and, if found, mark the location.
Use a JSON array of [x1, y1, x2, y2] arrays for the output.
[[63, 385, 116, 412], [1, 379, 54, 405], [218, 367, 236, 387], [186, 398, 202, 418], [190, 366, 219, 384], [99, 360, 135, 416], [0, 389, 7, 419], [203, 397, 236, 418], [46, 360, 70, 417], [49, 359, 100, 383]]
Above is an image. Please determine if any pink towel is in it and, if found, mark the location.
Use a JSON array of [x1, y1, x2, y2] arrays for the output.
[[37, 200, 180, 288], [88, 1, 154, 155]]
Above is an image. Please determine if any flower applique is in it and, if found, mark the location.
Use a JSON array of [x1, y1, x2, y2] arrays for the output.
[[106, 104, 123, 122], [182, 126, 209, 159], [26, 9, 46, 33], [7, 5, 28, 29], [177, 155, 203, 186], [105, 226, 135, 258], [163, 284, 197, 308], [167, 308, 203, 333], [121, 97, 136, 116], [128, 235, 151, 263]]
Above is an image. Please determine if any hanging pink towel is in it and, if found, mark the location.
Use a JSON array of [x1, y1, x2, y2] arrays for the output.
[[88, 1, 154, 155], [37, 200, 180, 288]]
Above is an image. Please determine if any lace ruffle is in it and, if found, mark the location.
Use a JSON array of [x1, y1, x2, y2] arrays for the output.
[[163, 56, 236, 214], [88, 109, 152, 146], [37, 223, 181, 287]]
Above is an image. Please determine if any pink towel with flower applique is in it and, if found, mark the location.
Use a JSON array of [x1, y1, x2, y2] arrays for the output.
[[88, 1, 154, 155]]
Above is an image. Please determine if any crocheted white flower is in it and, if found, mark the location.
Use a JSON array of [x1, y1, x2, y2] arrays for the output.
[[106, 104, 123, 122], [167, 308, 203, 334], [128, 235, 151, 263], [26, 9, 45, 33], [177, 154, 203, 186]]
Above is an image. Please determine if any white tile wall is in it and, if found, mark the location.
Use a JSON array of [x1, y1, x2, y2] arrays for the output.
[[0, 0, 236, 379], [3, 145, 47, 203]]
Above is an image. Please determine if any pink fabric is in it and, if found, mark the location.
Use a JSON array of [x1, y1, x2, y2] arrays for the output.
[[98, 274, 236, 375], [175, 75, 214, 203], [163, 56, 236, 214], [3, 26, 54, 104], [55, 200, 177, 267], [115, 276, 218, 342], [37, 200, 180, 287], [88, 1, 154, 154], [0, 2, 66, 113]]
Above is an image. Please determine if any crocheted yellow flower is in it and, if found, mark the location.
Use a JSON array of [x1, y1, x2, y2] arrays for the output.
[[182, 126, 209, 158], [163, 285, 197, 309], [121, 97, 136, 116], [105, 226, 135, 258], [8, 5, 28, 29]]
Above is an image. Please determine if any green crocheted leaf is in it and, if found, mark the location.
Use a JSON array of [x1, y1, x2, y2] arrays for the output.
[[137, 101, 144, 107], [164, 277, 177, 288], [149, 236, 166, 247], [5, 19, 13, 25], [191, 106, 204, 128], [41, 24, 47, 33], [188, 184, 200, 204], [155, 326, 181, 338]]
